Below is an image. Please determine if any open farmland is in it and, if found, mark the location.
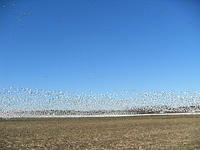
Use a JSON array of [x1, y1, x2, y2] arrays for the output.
[[0, 115, 200, 150]]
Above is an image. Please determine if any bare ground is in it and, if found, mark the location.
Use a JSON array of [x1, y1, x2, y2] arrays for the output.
[[0, 115, 200, 150]]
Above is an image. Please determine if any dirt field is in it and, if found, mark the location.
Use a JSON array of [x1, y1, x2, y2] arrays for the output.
[[0, 115, 200, 150]]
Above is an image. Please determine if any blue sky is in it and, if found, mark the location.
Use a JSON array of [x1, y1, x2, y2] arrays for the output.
[[1, 0, 200, 92]]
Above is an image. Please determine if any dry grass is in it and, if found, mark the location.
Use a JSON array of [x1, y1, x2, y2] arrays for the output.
[[0, 115, 200, 150]]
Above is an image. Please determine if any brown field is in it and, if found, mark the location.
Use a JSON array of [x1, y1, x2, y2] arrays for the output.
[[0, 115, 200, 150]]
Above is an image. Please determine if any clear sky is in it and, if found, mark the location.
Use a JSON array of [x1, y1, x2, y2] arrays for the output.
[[1, 0, 200, 92]]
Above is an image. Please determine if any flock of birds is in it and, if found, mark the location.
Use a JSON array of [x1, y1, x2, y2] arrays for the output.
[[0, 87, 199, 115]]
